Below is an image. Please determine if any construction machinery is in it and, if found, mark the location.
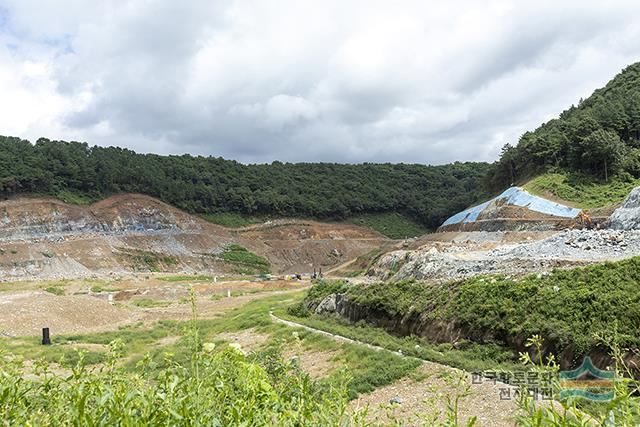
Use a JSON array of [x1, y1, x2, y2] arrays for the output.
[[579, 210, 592, 229]]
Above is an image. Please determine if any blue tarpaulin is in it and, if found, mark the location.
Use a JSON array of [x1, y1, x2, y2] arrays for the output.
[[441, 187, 581, 226]]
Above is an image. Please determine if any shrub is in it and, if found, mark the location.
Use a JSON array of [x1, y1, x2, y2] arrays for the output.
[[287, 302, 311, 318]]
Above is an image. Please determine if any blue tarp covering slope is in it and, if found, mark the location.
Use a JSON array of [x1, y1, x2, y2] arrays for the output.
[[441, 187, 581, 226]]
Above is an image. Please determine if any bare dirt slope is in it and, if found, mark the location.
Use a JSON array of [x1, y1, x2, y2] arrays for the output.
[[235, 219, 387, 274], [0, 195, 389, 280]]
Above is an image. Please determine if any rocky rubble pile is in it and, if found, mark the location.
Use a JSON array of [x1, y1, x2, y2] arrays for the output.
[[492, 229, 640, 260], [371, 228, 640, 282], [608, 186, 640, 230]]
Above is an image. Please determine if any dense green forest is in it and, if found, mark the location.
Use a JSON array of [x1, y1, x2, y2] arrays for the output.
[[489, 62, 640, 189], [0, 136, 490, 229]]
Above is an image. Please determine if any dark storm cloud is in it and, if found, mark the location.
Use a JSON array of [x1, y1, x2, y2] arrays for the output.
[[1, 0, 640, 164]]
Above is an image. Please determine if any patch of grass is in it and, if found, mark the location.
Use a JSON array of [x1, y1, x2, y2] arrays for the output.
[[208, 275, 254, 282], [344, 212, 429, 239], [285, 279, 347, 315], [44, 286, 65, 296], [229, 289, 272, 297], [342, 269, 364, 278], [523, 172, 639, 209], [306, 279, 349, 305], [333, 342, 421, 399], [200, 212, 264, 228], [0, 338, 107, 367], [55, 189, 96, 205], [131, 298, 172, 308], [219, 244, 270, 275], [157, 274, 214, 282], [118, 247, 179, 272]]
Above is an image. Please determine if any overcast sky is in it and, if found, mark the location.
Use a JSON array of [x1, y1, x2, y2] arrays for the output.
[[0, 1, 639, 164]]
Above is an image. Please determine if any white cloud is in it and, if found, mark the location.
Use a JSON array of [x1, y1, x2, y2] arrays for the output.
[[0, 0, 639, 164]]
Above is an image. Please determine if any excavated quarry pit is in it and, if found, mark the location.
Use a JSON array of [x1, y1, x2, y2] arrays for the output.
[[0, 195, 389, 281]]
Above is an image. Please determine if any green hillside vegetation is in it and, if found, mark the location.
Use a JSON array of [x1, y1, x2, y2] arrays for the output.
[[202, 211, 428, 239], [311, 257, 640, 360], [523, 172, 639, 208], [0, 136, 490, 230], [489, 62, 640, 191]]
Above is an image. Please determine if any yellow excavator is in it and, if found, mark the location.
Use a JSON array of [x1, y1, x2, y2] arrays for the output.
[[579, 210, 592, 229]]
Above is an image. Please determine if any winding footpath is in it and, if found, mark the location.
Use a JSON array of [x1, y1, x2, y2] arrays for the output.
[[269, 311, 525, 426]]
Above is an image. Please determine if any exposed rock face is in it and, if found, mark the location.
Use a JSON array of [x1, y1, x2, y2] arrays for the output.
[[0, 194, 203, 240], [315, 293, 348, 315], [608, 187, 640, 230]]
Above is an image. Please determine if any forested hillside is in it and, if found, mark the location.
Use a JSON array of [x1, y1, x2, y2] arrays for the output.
[[0, 136, 490, 229], [489, 62, 640, 189]]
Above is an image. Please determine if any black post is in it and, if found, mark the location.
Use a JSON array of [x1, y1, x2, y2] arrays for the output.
[[42, 327, 51, 345]]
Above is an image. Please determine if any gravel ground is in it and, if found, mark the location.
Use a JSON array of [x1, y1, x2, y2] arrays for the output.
[[492, 229, 640, 260], [375, 229, 640, 281]]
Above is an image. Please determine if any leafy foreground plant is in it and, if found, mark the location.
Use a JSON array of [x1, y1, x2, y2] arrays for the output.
[[0, 346, 363, 425], [0, 291, 362, 426], [516, 335, 640, 427]]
